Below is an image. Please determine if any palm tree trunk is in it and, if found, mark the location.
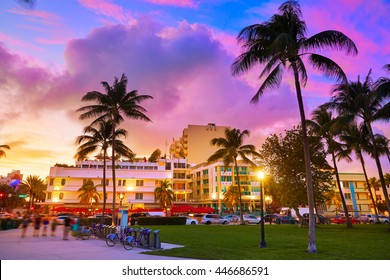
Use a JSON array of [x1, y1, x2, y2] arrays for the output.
[[101, 148, 107, 224], [234, 159, 244, 225], [111, 123, 117, 226], [292, 64, 316, 253], [367, 123, 390, 231], [358, 151, 380, 223], [331, 152, 352, 228]]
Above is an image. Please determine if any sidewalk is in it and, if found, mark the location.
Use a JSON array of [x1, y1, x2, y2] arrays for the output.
[[0, 224, 187, 260]]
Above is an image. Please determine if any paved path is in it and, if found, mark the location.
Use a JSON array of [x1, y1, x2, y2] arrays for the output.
[[0, 224, 188, 260]]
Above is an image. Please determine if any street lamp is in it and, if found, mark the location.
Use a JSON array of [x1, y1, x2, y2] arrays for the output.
[[257, 170, 266, 248], [119, 193, 124, 207]]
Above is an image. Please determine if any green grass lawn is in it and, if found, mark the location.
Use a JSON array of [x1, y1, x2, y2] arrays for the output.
[[142, 224, 390, 260]]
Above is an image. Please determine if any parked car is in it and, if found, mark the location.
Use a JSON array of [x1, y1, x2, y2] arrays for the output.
[[302, 213, 331, 224], [263, 214, 279, 223], [276, 215, 298, 224], [201, 214, 229, 225], [378, 215, 389, 224], [359, 214, 381, 224], [129, 212, 150, 225], [331, 215, 360, 224], [224, 214, 240, 223], [183, 216, 198, 225], [0, 212, 15, 219], [243, 214, 261, 224]]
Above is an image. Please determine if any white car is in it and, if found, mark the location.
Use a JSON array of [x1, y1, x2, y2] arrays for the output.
[[201, 214, 229, 225], [184, 216, 198, 225], [243, 214, 261, 224]]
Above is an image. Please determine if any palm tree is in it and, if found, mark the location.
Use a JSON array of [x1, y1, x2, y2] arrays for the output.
[[307, 105, 353, 227], [340, 123, 380, 223], [324, 189, 342, 215], [78, 179, 101, 213], [0, 144, 10, 158], [328, 70, 390, 230], [370, 134, 390, 164], [77, 73, 153, 225], [18, 175, 46, 213], [384, 64, 390, 73], [154, 179, 174, 216], [222, 185, 240, 213], [231, 0, 357, 252], [207, 128, 260, 225], [75, 120, 134, 222]]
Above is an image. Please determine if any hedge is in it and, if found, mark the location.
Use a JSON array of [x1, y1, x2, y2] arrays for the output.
[[137, 216, 186, 225]]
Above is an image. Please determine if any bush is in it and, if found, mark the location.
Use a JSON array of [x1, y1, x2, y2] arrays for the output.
[[137, 216, 186, 225]]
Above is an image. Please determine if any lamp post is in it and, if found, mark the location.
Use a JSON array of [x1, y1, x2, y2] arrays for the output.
[[119, 193, 124, 207], [257, 171, 266, 248]]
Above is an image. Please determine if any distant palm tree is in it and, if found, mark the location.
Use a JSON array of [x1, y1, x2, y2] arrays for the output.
[[0, 144, 10, 158], [223, 185, 240, 213], [231, 0, 357, 252], [369, 134, 390, 164], [384, 64, 390, 73], [78, 179, 101, 213], [75, 120, 134, 222], [208, 128, 260, 225], [340, 123, 380, 223], [324, 189, 342, 215], [19, 175, 46, 213], [77, 73, 153, 225], [154, 179, 174, 216], [307, 105, 353, 227], [328, 70, 390, 230]]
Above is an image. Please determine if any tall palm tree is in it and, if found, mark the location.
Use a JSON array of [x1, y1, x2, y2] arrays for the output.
[[154, 179, 174, 216], [340, 123, 380, 223], [307, 105, 353, 227], [207, 128, 260, 225], [18, 175, 46, 213], [77, 73, 153, 225], [222, 185, 240, 213], [0, 144, 10, 158], [328, 70, 390, 230], [231, 0, 357, 252], [75, 120, 134, 222], [370, 134, 390, 164], [78, 179, 101, 213]]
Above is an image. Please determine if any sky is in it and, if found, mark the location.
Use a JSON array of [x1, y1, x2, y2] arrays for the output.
[[0, 0, 389, 180]]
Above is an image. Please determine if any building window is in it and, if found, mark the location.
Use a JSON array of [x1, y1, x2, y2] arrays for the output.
[[47, 192, 52, 200], [59, 193, 64, 200], [49, 179, 54, 186], [344, 193, 352, 199], [376, 195, 382, 201], [135, 193, 143, 200], [118, 179, 126, 186], [136, 180, 144, 187], [61, 179, 66, 186]]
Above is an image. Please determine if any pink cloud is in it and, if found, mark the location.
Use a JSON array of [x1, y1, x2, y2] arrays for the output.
[[144, 0, 197, 8], [78, 0, 134, 25], [8, 7, 61, 27]]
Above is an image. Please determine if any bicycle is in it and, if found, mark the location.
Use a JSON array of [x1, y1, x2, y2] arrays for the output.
[[73, 225, 92, 240], [90, 223, 104, 238], [105, 227, 132, 250], [122, 228, 152, 250]]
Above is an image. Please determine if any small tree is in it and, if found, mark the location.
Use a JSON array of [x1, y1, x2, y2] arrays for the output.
[[154, 179, 174, 216]]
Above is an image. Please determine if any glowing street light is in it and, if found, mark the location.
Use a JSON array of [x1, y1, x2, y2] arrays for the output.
[[257, 170, 266, 248], [119, 193, 124, 206]]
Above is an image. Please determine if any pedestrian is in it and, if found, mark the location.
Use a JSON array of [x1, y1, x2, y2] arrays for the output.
[[42, 217, 49, 237], [21, 214, 30, 238], [63, 215, 72, 240], [51, 217, 58, 237], [33, 215, 41, 237]]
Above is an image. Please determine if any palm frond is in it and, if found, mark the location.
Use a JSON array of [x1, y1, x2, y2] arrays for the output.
[[251, 64, 283, 104], [308, 54, 347, 83]]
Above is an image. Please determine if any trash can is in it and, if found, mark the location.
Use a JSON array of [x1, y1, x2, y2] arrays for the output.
[[153, 230, 161, 249], [1, 220, 8, 230]]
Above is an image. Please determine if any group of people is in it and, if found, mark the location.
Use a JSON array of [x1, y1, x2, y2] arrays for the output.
[[21, 214, 73, 240]]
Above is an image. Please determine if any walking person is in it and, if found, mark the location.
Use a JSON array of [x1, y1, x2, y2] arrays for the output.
[[42, 217, 49, 237], [51, 216, 58, 237], [33, 215, 41, 237], [21, 214, 30, 238], [63, 215, 72, 240]]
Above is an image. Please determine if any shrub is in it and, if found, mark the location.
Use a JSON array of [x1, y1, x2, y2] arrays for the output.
[[137, 216, 186, 225]]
